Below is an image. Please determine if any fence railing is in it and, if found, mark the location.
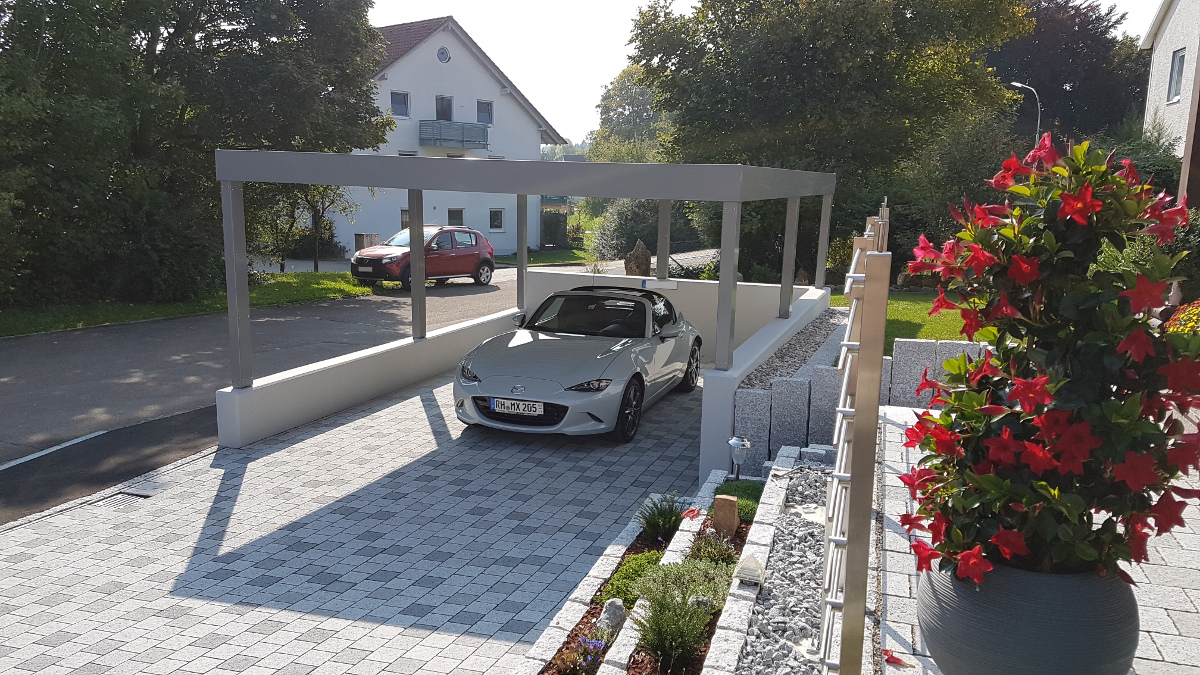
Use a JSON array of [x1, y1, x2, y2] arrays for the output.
[[818, 203, 891, 674]]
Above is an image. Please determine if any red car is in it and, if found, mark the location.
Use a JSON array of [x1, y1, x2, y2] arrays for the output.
[[351, 226, 495, 289]]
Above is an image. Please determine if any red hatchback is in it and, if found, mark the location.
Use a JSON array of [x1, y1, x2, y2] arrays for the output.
[[351, 226, 495, 289]]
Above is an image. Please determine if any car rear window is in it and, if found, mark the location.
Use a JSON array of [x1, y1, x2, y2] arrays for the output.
[[454, 231, 477, 248], [527, 295, 646, 338]]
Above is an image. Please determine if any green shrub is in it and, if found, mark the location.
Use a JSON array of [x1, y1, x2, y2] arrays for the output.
[[715, 481, 764, 523], [637, 493, 685, 541], [685, 529, 738, 566], [595, 550, 663, 608], [631, 560, 734, 673]]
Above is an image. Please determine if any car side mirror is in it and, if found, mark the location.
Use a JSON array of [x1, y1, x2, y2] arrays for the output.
[[513, 313, 526, 327], [659, 324, 682, 339]]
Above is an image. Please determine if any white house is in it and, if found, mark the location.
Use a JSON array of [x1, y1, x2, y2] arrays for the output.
[[329, 16, 567, 255], [1141, 0, 1200, 199]]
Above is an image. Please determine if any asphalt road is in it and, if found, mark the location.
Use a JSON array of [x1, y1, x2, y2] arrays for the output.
[[0, 269, 519, 464]]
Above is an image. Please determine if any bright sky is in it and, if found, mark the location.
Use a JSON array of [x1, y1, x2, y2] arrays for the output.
[[369, 0, 1163, 146]]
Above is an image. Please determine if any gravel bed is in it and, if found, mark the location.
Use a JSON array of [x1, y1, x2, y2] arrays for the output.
[[735, 467, 832, 675], [739, 309, 848, 390]]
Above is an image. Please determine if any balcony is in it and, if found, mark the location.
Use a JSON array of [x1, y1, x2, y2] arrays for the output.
[[419, 120, 489, 150]]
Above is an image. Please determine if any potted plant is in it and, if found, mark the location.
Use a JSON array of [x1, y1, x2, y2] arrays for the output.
[[902, 133, 1197, 675]]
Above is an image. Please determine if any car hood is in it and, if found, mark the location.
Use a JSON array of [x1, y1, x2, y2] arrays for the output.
[[467, 329, 634, 385], [355, 245, 409, 259]]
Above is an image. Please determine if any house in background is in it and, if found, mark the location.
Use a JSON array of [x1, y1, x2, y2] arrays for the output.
[[1141, 0, 1200, 199], [329, 16, 567, 255]]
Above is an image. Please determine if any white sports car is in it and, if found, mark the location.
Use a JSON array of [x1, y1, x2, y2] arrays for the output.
[[453, 286, 702, 442]]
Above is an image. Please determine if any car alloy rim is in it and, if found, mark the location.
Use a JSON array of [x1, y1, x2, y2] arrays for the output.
[[623, 384, 641, 434], [480, 266, 492, 283], [687, 347, 699, 385]]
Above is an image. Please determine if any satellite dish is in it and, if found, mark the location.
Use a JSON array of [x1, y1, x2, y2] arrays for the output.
[[437, 47, 451, 63]]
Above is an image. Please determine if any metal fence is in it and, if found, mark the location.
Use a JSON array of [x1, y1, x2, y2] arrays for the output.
[[818, 204, 891, 674]]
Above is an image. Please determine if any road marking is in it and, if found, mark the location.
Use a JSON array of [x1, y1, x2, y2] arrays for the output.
[[0, 431, 107, 472]]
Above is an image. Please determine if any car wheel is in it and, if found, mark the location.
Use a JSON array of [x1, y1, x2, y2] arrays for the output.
[[611, 378, 644, 443], [676, 341, 701, 392], [473, 261, 494, 285], [399, 266, 411, 290], [434, 278, 448, 286]]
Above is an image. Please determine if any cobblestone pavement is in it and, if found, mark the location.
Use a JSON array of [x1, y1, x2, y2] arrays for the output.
[[0, 373, 702, 675], [876, 406, 1200, 675]]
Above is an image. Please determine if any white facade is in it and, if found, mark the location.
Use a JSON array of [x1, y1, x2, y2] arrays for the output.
[[1142, 0, 1200, 156], [330, 20, 564, 255]]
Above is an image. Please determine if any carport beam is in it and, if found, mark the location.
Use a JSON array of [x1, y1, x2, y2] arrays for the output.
[[779, 197, 800, 318], [657, 199, 671, 280], [221, 180, 253, 389], [408, 189, 426, 339], [517, 194, 528, 310], [814, 193, 833, 288], [715, 201, 741, 371]]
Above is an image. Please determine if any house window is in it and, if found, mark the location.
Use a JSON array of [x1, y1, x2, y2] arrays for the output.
[[489, 209, 504, 230], [448, 208, 465, 227], [436, 95, 453, 121], [401, 209, 410, 229], [477, 100, 494, 125], [390, 91, 410, 117], [1168, 48, 1187, 103]]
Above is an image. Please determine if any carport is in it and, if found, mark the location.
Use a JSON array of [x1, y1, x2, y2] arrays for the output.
[[214, 151, 836, 479]]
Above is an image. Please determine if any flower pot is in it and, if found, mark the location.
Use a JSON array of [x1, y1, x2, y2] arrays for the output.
[[917, 564, 1138, 675]]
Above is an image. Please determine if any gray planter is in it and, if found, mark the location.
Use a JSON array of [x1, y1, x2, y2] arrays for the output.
[[917, 564, 1138, 675]]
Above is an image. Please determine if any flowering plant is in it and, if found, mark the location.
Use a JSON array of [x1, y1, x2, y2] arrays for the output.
[[903, 133, 1199, 584]]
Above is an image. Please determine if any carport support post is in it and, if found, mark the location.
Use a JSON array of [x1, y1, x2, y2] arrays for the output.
[[657, 199, 671, 280], [517, 194, 528, 310], [813, 192, 833, 288], [408, 189, 426, 339], [778, 196, 800, 318], [715, 201, 741, 371], [221, 180, 252, 389]]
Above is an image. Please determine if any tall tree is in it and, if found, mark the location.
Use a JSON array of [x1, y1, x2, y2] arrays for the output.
[[586, 65, 669, 164]]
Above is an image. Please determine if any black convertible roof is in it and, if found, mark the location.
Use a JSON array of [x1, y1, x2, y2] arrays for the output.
[[569, 285, 667, 303]]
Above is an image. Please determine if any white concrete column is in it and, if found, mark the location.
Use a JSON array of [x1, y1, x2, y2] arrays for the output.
[[221, 180, 252, 388], [408, 188, 426, 339], [517, 194, 528, 310], [813, 193, 833, 288], [657, 199, 671, 280], [778, 196, 800, 318], [714, 201, 741, 371]]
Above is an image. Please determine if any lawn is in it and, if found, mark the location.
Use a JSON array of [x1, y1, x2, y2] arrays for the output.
[[493, 249, 592, 266], [829, 291, 965, 356], [0, 272, 372, 338]]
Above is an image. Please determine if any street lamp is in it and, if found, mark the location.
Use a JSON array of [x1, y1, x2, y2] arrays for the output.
[[1010, 81, 1042, 144]]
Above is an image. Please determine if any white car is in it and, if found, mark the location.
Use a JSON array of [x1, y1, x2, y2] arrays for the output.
[[453, 286, 702, 442]]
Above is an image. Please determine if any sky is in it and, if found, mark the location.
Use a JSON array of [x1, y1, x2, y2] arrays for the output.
[[368, 0, 1164, 146]]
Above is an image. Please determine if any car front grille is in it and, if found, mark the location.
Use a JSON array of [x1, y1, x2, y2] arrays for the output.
[[472, 397, 568, 427]]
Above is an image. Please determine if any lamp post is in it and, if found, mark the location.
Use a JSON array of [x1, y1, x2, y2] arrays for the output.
[[1010, 81, 1042, 144], [729, 436, 750, 481]]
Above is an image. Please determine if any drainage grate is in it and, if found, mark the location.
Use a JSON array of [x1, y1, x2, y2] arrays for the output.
[[95, 492, 150, 509]]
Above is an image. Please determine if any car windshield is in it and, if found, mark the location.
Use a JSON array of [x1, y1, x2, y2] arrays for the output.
[[526, 295, 647, 338], [382, 228, 437, 247]]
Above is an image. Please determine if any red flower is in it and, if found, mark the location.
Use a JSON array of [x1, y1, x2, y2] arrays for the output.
[[955, 545, 994, 583], [1120, 275, 1169, 314], [928, 287, 958, 316], [1008, 376, 1053, 412], [1032, 410, 1072, 441], [1140, 196, 1189, 244], [1008, 501, 1027, 512], [915, 367, 946, 397], [976, 404, 1010, 416], [1159, 358, 1200, 392], [899, 467, 938, 500], [983, 426, 1023, 467], [1053, 421, 1103, 476], [986, 152, 1033, 189], [1117, 327, 1156, 363], [989, 529, 1029, 559], [1113, 451, 1160, 491], [882, 649, 911, 667], [1021, 442, 1059, 474], [929, 425, 963, 457], [912, 540, 940, 572], [963, 244, 998, 277], [1127, 514, 1152, 562], [1007, 254, 1041, 285], [912, 233, 939, 260], [929, 512, 949, 545], [960, 309, 984, 341], [968, 350, 1003, 386], [1058, 183, 1103, 225], [1116, 158, 1140, 185], [1150, 492, 1188, 535], [985, 293, 1022, 321], [1168, 435, 1200, 475], [1024, 132, 1061, 167], [900, 513, 929, 533]]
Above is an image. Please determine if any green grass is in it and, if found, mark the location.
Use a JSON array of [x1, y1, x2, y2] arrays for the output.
[[715, 480, 764, 524], [595, 550, 663, 609], [829, 291, 965, 356], [493, 249, 592, 266], [0, 272, 372, 338]]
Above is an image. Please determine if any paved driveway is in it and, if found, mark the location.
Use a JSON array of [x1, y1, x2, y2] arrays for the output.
[[0, 372, 702, 674], [0, 271, 518, 463]]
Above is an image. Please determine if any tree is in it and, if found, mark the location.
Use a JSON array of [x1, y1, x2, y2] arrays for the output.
[[246, 185, 307, 272], [586, 65, 669, 164], [987, 0, 1150, 139], [300, 185, 358, 271]]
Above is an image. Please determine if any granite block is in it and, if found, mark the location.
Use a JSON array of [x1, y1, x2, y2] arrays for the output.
[[880, 355, 893, 406], [734, 388, 772, 477], [769, 377, 810, 454], [890, 339, 938, 407], [807, 366, 842, 445]]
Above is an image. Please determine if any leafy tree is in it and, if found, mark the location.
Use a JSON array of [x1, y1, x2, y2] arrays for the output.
[[586, 65, 668, 164], [299, 185, 357, 270], [987, 0, 1150, 139], [541, 140, 589, 161], [591, 198, 702, 260]]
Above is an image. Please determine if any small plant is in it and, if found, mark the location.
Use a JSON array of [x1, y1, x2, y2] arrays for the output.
[[638, 493, 686, 541], [715, 481, 764, 523], [547, 635, 607, 675], [1165, 299, 1200, 335], [631, 560, 733, 673], [686, 529, 738, 565], [595, 550, 663, 608]]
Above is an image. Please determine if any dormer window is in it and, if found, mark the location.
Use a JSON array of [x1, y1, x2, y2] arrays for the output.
[[390, 91, 409, 118], [477, 100, 494, 125]]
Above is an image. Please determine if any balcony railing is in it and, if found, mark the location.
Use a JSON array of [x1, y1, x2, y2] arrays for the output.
[[419, 120, 489, 150]]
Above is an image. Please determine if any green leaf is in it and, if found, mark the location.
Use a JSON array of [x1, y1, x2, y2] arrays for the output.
[[1074, 543, 1098, 561]]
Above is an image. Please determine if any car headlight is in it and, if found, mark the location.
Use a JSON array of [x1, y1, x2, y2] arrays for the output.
[[566, 379, 611, 392], [382, 255, 400, 264], [459, 360, 480, 383]]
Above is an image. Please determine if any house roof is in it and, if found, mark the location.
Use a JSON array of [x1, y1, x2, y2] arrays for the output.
[[1140, 0, 1178, 50], [375, 17, 568, 145]]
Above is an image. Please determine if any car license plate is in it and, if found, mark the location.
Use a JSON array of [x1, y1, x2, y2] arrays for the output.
[[356, 265, 373, 273], [491, 398, 542, 415]]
